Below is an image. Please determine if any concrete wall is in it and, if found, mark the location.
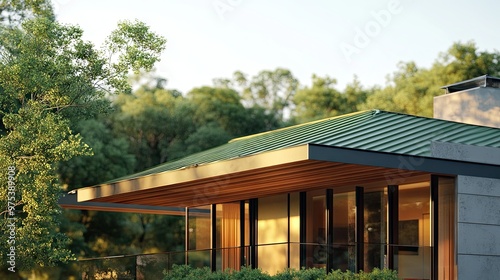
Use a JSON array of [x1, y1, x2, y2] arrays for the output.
[[431, 142, 500, 279], [433, 87, 500, 128]]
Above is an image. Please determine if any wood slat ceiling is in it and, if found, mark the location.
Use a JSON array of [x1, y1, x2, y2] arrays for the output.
[[90, 160, 426, 207]]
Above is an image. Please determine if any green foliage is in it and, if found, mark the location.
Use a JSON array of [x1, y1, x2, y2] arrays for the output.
[[188, 86, 270, 137], [244, 68, 299, 120], [0, 0, 55, 25], [163, 265, 397, 280], [360, 41, 500, 117], [0, 102, 87, 270], [164, 265, 272, 280], [231, 266, 272, 280], [0, 0, 166, 271], [293, 74, 343, 122], [295, 267, 327, 280], [110, 82, 284, 172], [274, 267, 327, 280], [292, 75, 372, 123], [111, 86, 195, 170], [217, 68, 298, 122], [104, 19, 166, 93], [58, 119, 136, 189], [182, 124, 232, 155], [188, 86, 245, 135], [164, 265, 213, 280]]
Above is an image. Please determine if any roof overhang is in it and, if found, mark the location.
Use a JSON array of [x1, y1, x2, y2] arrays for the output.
[[72, 144, 500, 208], [58, 193, 186, 215]]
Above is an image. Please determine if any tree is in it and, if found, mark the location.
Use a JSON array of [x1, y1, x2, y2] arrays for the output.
[[360, 41, 500, 116], [292, 74, 343, 123], [112, 86, 194, 171], [0, 0, 166, 271], [182, 124, 232, 155], [235, 68, 299, 121], [57, 118, 183, 278], [188, 86, 246, 136], [189, 85, 282, 137], [292, 75, 372, 123], [0, 0, 55, 24], [58, 119, 136, 190], [343, 75, 372, 113]]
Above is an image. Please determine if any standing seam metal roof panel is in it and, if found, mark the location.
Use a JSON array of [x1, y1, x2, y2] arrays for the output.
[[106, 109, 500, 182]]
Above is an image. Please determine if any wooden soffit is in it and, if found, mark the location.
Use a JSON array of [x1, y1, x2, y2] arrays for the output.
[[76, 144, 429, 207]]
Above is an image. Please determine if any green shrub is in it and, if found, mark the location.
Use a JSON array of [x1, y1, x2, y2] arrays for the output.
[[231, 266, 272, 280], [273, 268, 297, 280], [296, 267, 327, 280], [163, 265, 397, 280], [357, 268, 397, 280], [163, 264, 212, 280], [325, 268, 397, 280], [325, 269, 356, 280]]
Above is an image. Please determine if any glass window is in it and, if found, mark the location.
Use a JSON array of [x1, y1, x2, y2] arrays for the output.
[[437, 177, 456, 280], [215, 202, 241, 271], [364, 188, 387, 271], [290, 193, 300, 269], [332, 191, 356, 271], [396, 182, 431, 279], [258, 194, 288, 273], [187, 205, 211, 267], [305, 190, 326, 268]]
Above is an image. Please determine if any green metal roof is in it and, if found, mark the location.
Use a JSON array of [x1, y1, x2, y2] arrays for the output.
[[111, 109, 500, 182]]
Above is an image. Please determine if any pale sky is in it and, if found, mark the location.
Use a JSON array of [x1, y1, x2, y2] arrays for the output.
[[54, 0, 500, 93]]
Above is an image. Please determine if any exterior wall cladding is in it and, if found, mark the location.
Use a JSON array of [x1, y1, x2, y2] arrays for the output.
[[431, 142, 500, 279], [433, 87, 500, 129]]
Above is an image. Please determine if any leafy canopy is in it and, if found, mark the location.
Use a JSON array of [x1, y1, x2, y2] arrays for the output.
[[0, 0, 165, 270]]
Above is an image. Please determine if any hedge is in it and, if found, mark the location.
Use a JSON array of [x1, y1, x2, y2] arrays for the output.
[[163, 265, 398, 280]]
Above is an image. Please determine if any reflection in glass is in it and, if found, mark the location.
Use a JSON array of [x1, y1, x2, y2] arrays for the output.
[[258, 194, 288, 273], [290, 193, 300, 269], [216, 202, 241, 271], [305, 190, 326, 268], [397, 182, 431, 279], [332, 191, 356, 271], [188, 205, 211, 267], [364, 189, 387, 271], [437, 177, 456, 280]]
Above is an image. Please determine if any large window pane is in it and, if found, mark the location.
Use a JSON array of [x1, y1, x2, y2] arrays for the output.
[[290, 193, 301, 269], [332, 191, 356, 271], [305, 190, 326, 268], [364, 189, 387, 271], [437, 177, 456, 280], [258, 194, 288, 273], [216, 203, 241, 271], [188, 205, 211, 267], [397, 182, 431, 279]]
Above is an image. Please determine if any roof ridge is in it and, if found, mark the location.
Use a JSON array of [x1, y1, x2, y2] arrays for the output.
[[229, 109, 378, 143]]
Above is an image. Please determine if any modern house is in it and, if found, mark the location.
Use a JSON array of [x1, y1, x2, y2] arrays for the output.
[[64, 75, 500, 280]]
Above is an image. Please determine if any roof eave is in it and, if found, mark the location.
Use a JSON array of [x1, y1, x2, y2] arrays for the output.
[[76, 144, 310, 203]]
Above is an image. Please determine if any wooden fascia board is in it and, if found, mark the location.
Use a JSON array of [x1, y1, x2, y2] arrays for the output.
[[77, 144, 309, 202]]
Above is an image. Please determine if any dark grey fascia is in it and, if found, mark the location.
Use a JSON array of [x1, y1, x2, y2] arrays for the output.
[[308, 144, 500, 180]]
